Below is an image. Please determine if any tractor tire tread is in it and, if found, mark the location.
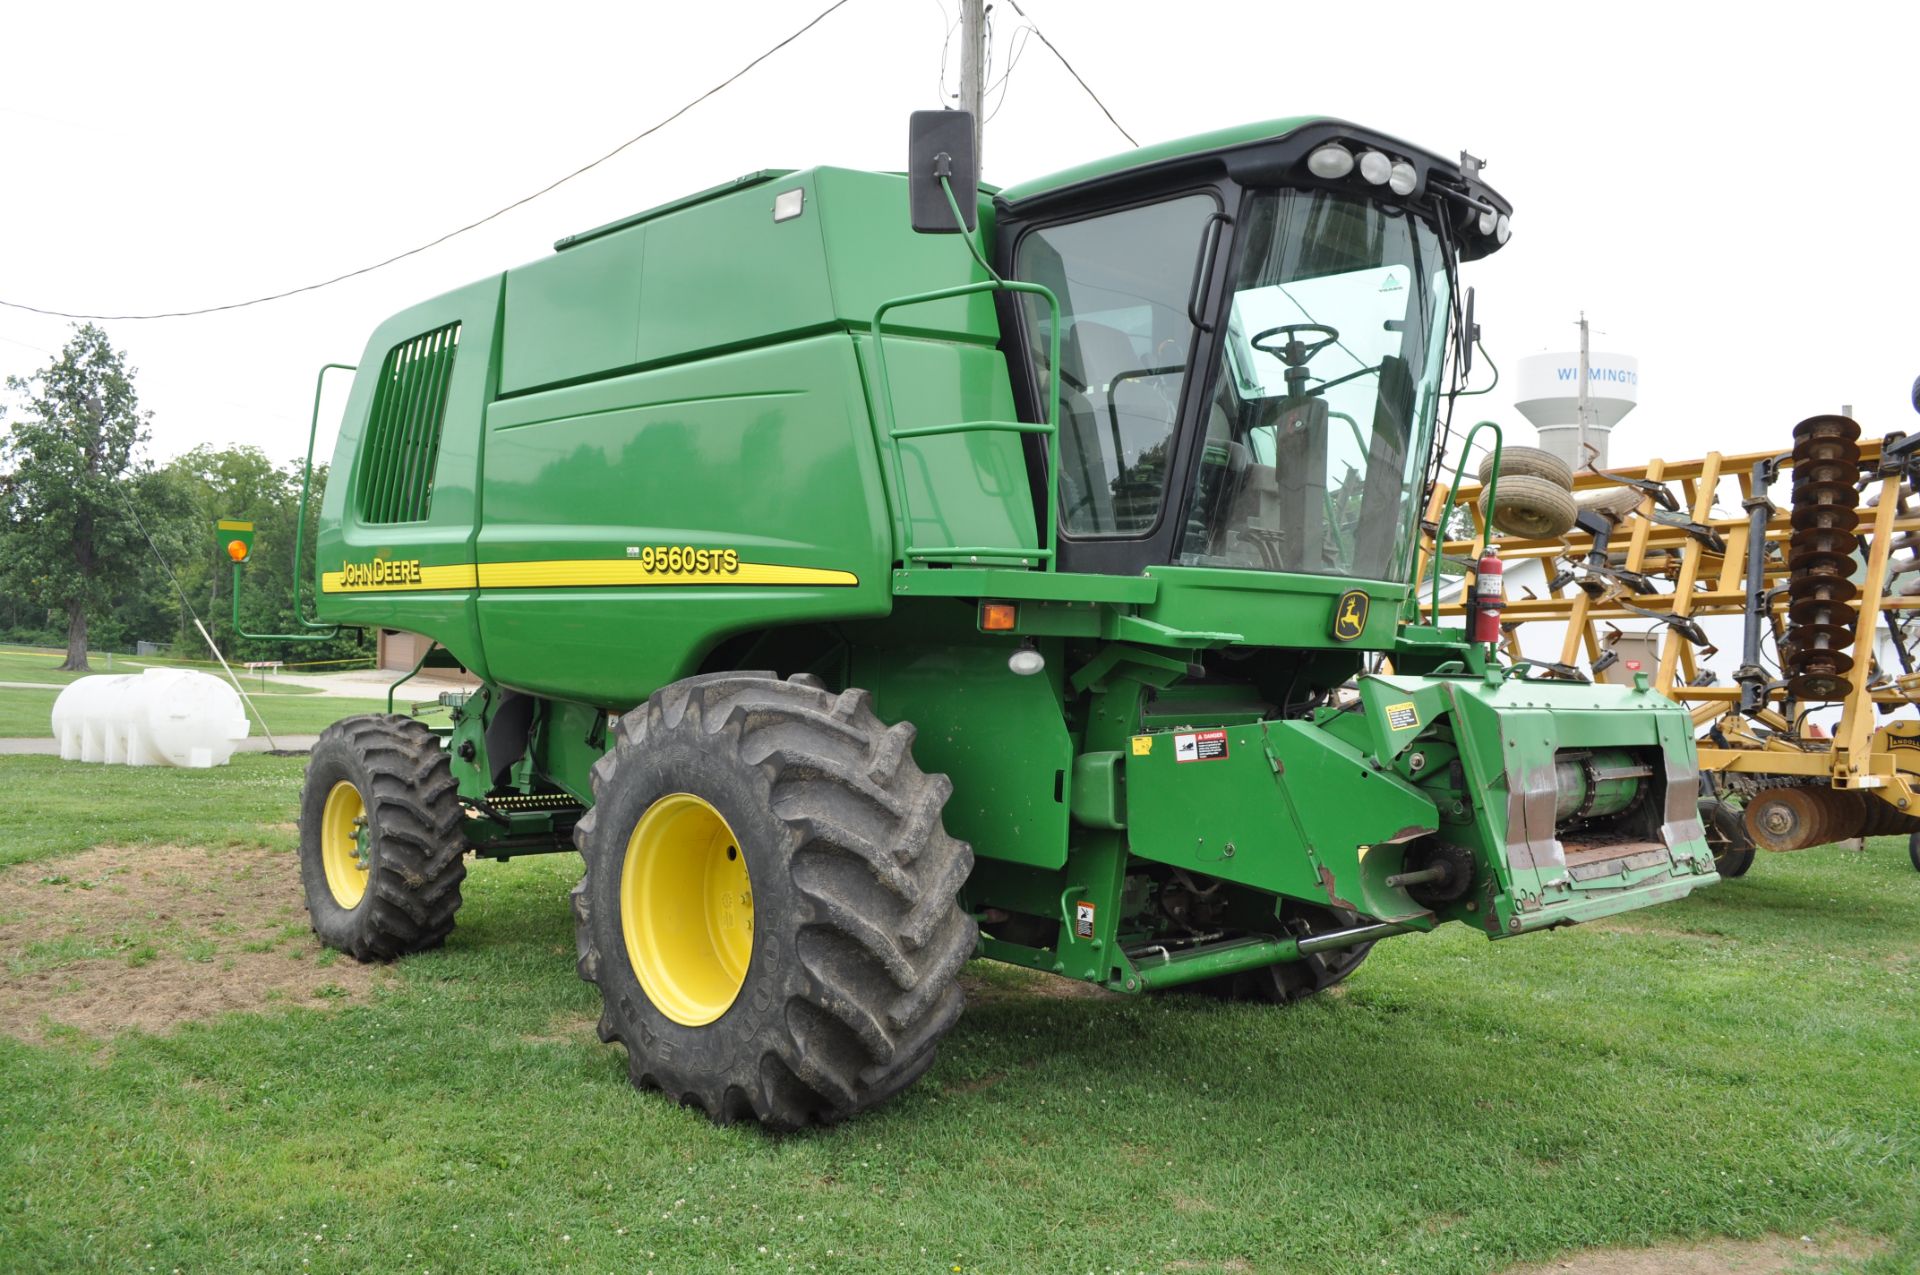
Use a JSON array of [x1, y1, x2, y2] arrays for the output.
[[572, 672, 974, 1130], [300, 714, 467, 963]]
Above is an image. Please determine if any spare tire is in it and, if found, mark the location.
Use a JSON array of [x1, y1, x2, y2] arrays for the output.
[[1482, 474, 1579, 538], [1477, 445, 1573, 491]]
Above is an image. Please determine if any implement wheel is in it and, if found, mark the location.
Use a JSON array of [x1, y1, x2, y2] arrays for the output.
[[1910, 833, 1920, 873], [1481, 474, 1580, 539], [299, 715, 468, 961], [572, 672, 976, 1129], [1477, 444, 1573, 491], [1701, 796, 1755, 878]]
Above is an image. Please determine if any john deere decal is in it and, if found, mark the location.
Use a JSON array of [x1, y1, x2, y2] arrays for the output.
[[1332, 589, 1369, 641]]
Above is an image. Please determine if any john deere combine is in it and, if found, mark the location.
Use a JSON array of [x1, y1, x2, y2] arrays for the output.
[[274, 112, 1717, 1128]]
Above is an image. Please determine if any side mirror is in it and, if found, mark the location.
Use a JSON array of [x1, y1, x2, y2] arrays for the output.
[[1911, 373, 1919, 417], [1460, 287, 1479, 380], [908, 110, 978, 234]]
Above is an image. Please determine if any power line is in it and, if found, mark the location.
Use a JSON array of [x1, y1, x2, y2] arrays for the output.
[[0, 0, 856, 323], [984, 25, 1034, 122], [1000, 0, 1136, 147]]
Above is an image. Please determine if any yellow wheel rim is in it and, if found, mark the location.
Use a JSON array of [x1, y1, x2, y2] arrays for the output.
[[320, 780, 370, 909], [620, 793, 754, 1027]]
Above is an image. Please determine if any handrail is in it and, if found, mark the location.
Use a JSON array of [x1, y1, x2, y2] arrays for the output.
[[232, 362, 357, 642], [1426, 419, 1503, 622], [869, 277, 1062, 569]]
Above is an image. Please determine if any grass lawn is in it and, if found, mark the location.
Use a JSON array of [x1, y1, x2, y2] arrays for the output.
[[0, 644, 359, 694], [0, 677, 415, 740], [0, 756, 1916, 1274]]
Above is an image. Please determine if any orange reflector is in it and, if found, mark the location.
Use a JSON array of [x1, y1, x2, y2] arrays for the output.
[[980, 602, 1017, 631], [227, 539, 249, 562]]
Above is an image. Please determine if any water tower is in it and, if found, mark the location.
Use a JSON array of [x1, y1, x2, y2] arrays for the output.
[[1514, 348, 1639, 470]]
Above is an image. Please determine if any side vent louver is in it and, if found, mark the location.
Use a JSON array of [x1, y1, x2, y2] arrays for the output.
[[357, 322, 461, 524]]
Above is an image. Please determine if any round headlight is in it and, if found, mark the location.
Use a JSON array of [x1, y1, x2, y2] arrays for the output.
[[1388, 161, 1417, 196], [1357, 150, 1392, 185], [1478, 210, 1498, 236], [1496, 214, 1512, 244], [1307, 144, 1355, 179]]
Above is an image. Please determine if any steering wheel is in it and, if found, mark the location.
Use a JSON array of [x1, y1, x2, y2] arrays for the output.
[[1251, 323, 1341, 368]]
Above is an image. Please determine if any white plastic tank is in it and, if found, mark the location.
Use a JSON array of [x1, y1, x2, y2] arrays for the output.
[[51, 667, 250, 768]]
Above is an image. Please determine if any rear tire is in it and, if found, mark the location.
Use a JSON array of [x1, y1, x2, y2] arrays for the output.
[[298, 714, 468, 961], [1909, 832, 1920, 873], [571, 672, 976, 1129]]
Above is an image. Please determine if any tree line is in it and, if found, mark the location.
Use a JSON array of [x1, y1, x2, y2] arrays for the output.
[[0, 325, 371, 671]]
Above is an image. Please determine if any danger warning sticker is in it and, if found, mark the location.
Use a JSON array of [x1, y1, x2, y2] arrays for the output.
[[1174, 730, 1229, 762], [1074, 901, 1096, 939]]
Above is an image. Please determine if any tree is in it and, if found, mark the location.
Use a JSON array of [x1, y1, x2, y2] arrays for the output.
[[0, 325, 157, 670], [164, 445, 367, 664]]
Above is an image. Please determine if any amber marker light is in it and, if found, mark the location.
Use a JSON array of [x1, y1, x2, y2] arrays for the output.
[[227, 540, 249, 562], [980, 602, 1017, 631]]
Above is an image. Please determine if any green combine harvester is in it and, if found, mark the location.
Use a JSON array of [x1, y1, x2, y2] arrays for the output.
[[259, 111, 1718, 1128]]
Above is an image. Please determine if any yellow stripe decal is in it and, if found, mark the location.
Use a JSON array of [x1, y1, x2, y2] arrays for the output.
[[322, 560, 856, 593], [476, 559, 858, 589], [216, 519, 254, 531], [321, 564, 479, 593]]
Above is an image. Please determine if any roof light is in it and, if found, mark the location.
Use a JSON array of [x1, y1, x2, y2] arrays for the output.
[[1478, 209, 1498, 236], [1495, 213, 1512, 244], [772, 188, 805, 222], [1307, 144, 1355, 179], [1388, 160, 1417, 196], [1357, 151, 1392, 185]]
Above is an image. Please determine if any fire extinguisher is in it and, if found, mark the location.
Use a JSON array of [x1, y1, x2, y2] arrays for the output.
[[1470, 548, 1505, 645]]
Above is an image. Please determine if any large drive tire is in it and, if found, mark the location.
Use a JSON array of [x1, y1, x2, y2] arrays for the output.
[[1187, 904, 1372, 1003], [1482, 474, 1580, 539], [571, 672, 976, 1129], [299, 714, 468, 961], [1477, 445, 1573, 491], [1909, 832, 1920, 873]]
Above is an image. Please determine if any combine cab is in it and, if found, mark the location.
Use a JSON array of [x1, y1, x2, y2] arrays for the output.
[[269, 112, 1716, 1128]]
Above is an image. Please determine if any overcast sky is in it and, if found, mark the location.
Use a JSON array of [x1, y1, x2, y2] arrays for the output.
[[4, 0, 1918, 490]]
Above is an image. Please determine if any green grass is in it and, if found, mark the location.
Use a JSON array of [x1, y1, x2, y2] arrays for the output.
[[0, 755, 308, 866], [0, 644, 360, 693], [1, 758, 1917, 1274], [0, 678, 413, 740]]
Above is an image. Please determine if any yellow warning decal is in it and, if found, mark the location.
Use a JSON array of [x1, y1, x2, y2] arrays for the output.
[[216, 518, 254, 532], [1384, 701, 1420, 732], [1131, 735, 1153, 756]]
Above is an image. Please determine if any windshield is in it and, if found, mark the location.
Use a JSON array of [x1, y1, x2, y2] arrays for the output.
[[1180, 189, 1449, 581]]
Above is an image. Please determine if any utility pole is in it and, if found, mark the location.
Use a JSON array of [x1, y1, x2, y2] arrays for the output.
[[959, 0, 986, 170], [1575, 312, 1592, 471]]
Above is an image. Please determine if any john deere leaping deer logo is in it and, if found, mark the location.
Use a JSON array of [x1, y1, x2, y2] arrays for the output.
[[1332, 589, 1369, 642]]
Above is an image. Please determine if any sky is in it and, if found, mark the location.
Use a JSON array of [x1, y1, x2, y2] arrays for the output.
[[4, 0, 1919, 489]]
